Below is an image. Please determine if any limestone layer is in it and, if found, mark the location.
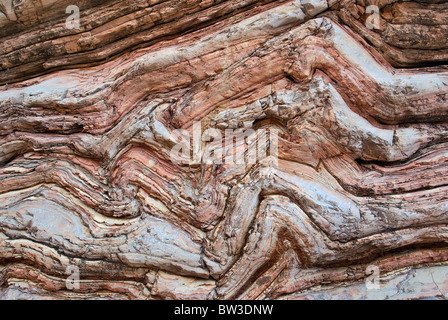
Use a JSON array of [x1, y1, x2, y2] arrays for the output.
[[1, 0, 448, 300]]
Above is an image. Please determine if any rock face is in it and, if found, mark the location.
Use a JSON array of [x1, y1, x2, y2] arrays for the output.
[[0, 0, 448, 300]]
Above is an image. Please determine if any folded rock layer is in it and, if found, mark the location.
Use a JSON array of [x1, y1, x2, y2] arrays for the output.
[[0, 0, 448, 300]]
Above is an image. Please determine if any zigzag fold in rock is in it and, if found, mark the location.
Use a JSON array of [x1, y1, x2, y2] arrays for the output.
[[0, 0, 448, 300]]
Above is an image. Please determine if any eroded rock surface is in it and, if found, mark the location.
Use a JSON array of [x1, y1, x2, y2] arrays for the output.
[[1, 0, 448, 300]]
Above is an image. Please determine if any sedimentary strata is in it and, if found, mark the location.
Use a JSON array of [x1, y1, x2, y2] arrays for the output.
[[0, 0, 448, 300]]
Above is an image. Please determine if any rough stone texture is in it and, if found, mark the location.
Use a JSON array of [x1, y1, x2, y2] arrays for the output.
[[0, 0, 448, 300]]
